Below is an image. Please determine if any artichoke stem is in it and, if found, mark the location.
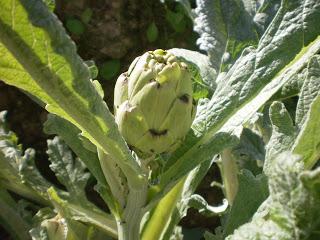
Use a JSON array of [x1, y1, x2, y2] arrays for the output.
[[117, 184, 148, 240]]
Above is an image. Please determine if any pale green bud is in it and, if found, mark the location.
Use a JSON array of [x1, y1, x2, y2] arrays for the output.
[[114, 49, 196, 157]]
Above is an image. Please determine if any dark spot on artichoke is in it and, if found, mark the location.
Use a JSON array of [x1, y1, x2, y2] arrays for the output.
[[150, 149, 155, 153], [179, 94, 190, 103], [149, 129, 168, 136], [149, 78, 156, 83], [192, 98, 196, 105], [156, 82, 161, 89]]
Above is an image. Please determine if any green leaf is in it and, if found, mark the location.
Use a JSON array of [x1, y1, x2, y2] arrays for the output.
[[146, 22, 159, 43], [174, 0, 193, 20], [295, 55, 320, 128], [0, 0, 142, 186], [44, 114, 105, 185], [100, 59, 121, 80], [224, 152, 320, 240], [223, 170, 268, 237], [42, 0, 55, 12], [65, 18, 85, 35], [292, 60, 320, 169], [166, 9, 187, 33], [19, 148, 54, 202], [264, 101, 295, 174], [47, 187, 118, 239], [0, 187, 32, 240], [47, 136, 90, 201], [81, 8, 93, 24], [270, 67, 306, 101], [85, 60, 99, 79], [168, 48, 217, 93], [194, 0, 264, 74], [0, 111, 49, 204], [231, 128, 265, 175], [143, 160, 215, 240], [152, 0, 320, 210], [43, 114, 116, 210]]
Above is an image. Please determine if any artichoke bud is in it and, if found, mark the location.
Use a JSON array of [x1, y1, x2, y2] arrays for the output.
[[114, 49, 196, 157]]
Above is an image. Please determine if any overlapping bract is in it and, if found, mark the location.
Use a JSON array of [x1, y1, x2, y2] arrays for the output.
[[114, 49, 196, 157]]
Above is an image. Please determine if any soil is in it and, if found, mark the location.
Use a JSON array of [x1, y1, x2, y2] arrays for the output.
[[0, 0, 222, 239]]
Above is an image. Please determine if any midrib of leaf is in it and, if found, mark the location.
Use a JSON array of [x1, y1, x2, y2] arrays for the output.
[[0, 0, 143, 187]]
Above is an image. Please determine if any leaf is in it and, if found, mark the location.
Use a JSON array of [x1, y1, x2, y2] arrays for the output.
[[47, 187, 118, 239], [231, 128, 265, 175], [291, 55, 320, 169], [150, 0, 320, 221], [19, 148, 54, 202], [264, 101, 295, 174], [224, 152, 320, 240], [47, 136, 90, 201], [81, 8, 93, 24], [100, 59, 121, 80], [166, 9, 187, 33], [223, 170, 269, 237], [146, 22, 159, 43], [168, 48, 217, 92], [186, 194, 228, 216], [0, 0, 142, 186], [142, 159, 215, 240], [0, 111, 49, 204], [194, 0, 273, 74], [0, 187, 32, 240], [65, 18, 85, 35], [270, 67, 306, 101], [85, 60, 99, 79], [43, 114, 116, 210], [295, 55, 320, 128]]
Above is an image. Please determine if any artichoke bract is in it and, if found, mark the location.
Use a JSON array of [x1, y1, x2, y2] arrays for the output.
[[114, 49, 196, 157]]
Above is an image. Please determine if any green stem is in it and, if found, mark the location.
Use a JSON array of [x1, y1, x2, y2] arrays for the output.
[[117, 184, 148, 240], [219, 149, 239, 206], [97, 148, 127, 211], [141, 178, 185, 240]]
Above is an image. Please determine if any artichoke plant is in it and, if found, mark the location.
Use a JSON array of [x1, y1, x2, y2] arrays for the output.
[[114, 49, 196, 157]]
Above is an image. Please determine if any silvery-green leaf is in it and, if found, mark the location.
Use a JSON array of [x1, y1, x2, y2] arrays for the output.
[[0, 0, 142, 186], [264, 101, 295, 174], [0, 111, 50, 204], [223, 170, 268, 237], [0, 188, 32, 240], [47, 136, 90, 202], [223, 152, 320, 240]]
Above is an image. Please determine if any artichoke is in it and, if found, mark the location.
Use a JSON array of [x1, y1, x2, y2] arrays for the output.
[[114, 49, 196, 157]]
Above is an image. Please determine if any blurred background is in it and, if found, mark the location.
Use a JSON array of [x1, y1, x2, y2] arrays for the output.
[[0, 0, 224, 239]]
